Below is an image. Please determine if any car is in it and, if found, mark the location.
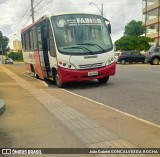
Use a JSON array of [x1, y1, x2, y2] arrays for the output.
[[145, 46, 160, 65], [5, 58, 13, 64], [118, 50, 145, 64]]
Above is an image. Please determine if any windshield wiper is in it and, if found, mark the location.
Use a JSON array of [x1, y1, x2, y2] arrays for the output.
[[64, 46, 93, 53], [77, 43, 105, 52]]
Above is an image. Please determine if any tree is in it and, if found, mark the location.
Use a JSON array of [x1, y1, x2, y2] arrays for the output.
[[124, 20, 146, 36], [115, 36, 154, 51], [0, 31, 9, 55], [8, 52, 23, 61]]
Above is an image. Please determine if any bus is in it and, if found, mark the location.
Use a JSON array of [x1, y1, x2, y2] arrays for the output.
[[21, 13, 116, 87]]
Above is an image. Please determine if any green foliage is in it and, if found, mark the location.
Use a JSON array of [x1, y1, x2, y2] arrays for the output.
[[115, 36, 154, 51], [0, 31, 9, 55], [124, 20, 146, 36], [115, 20, 153, 51], [8, 52, 23, 61]]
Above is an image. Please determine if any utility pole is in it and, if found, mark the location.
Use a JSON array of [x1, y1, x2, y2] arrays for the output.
[[158, 0, 160, 46], [101, 3, 103, 16], [31, 0, 35, 23], [89, 2, 104, 16], [0, 44, 3, 64]]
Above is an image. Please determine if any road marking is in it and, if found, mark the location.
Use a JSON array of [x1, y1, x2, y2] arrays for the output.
[[61, 89, 160, 129], [21, 72, 49, 87]]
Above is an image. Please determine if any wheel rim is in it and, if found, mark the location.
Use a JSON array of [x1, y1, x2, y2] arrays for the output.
[[56, 73, 61, 86], [121, 60, 125, 64], [153, 59, 159, 65]]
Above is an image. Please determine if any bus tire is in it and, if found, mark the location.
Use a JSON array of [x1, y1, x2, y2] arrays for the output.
[[55, 70, 63, 88], [120, 59, 126, 64], [34, 73, 39, 79], [98, 76, 109, 84]]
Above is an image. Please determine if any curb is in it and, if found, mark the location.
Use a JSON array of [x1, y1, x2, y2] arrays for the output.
[[0, 100, 5, 115]]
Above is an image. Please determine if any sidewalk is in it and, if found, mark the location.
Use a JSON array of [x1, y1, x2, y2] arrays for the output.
[[0, 64, 159, 157], [0, 99, 5, 115]]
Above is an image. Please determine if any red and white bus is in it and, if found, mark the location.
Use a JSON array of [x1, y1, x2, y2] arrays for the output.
[[21, 13, 116, 87]]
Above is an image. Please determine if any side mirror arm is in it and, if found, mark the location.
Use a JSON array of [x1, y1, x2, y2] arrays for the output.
[[103, 18, 111, 34]]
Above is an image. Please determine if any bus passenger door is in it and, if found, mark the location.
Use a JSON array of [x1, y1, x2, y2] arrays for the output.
[[47, 22, 57, 79], [34, 27, 45, 79], [35, 25, 50, 79]]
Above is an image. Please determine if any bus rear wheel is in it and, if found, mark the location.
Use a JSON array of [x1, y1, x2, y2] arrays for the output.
[[55, 71, 63, 88], [98, 76, 109, 84]]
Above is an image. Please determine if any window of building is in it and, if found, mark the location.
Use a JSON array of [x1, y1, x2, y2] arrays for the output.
[[147, 9, 158, 20], [147, 24, 159, 35], [147, 0, 158, 7]]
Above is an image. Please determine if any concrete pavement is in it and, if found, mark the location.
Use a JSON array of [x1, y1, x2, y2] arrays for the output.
[[0, 64, 160, 157], [0, 99, 5, 115]]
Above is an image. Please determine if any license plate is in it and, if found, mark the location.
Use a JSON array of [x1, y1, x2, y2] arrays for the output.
[[88, 71, 98, 76]]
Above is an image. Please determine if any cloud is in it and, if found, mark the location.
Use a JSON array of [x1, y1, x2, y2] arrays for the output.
[[0, 0, 142, 48]]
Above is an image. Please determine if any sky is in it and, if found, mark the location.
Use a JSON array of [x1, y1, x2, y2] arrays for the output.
[[0, 0, 143, 48]]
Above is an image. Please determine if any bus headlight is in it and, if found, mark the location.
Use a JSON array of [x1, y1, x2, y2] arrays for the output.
[[58, 60, 76, 69], [106, 57, 115, 65]]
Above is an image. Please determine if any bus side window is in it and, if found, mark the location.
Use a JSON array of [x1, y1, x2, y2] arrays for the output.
[[32, 27, 38, 50], [37, 27, 42, 50], [21, 34, 26, 51], [49, 23, 56, 57]]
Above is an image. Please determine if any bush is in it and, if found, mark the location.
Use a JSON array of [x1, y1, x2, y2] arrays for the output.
[[8, 52, 23, 61]]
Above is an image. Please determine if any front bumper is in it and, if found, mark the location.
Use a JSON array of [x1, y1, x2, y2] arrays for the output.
[[58, 62, 116, 84]]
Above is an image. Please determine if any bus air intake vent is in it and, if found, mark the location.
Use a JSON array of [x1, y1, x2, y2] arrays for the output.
[[79, 62, 103, 69]]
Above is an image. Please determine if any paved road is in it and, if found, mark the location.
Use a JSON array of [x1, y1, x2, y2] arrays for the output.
[[62, 64, 160, 125], [6, 63, 160, 125]]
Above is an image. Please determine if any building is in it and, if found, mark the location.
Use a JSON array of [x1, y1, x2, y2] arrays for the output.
[[13, 39, 22, 51], [143, 0, 160, 46]]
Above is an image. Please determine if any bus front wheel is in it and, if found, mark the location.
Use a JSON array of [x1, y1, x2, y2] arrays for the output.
[[98, 76, 109, 84], [55, 71, 63, 88]]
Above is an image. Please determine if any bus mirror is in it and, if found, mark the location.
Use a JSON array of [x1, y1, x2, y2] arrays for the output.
[[103, 18, 111, 34], [108, 24, 111, 34]]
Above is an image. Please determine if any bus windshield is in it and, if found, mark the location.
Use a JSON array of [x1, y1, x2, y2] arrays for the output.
[[51, 14, 113, 55]]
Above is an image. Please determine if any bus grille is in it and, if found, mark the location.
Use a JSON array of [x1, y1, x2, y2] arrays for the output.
[[78, 62, 103, 69]]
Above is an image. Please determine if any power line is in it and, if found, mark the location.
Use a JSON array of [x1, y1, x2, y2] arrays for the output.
[[33, 0, 43, 9], [8, 16, 31, 40], [35, 0, 52, 11], [0, 16, 29, 20], [12, 4, 31, 31], [31, 0, 44, 23], [51, 2, 142, 6], [0, 21, 22, 30]]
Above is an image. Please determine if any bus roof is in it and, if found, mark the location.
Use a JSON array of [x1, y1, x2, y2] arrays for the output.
[[21, 16, 46, 33], [21, 13, 102, 33]]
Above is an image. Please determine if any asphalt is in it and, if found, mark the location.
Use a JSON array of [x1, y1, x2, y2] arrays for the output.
[[0, 64, 160, 157]]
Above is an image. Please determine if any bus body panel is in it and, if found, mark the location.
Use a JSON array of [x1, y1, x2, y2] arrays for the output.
[[23, 50, 45, 79], [21, 13, 116, 85], [58, 62, 115, 84]]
